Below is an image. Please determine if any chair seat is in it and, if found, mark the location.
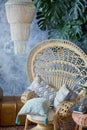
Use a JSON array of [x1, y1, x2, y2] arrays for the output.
[[27, 109, 55, 123]]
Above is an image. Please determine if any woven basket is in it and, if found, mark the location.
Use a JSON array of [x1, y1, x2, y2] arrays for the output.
[[72, 112, 87, 127]]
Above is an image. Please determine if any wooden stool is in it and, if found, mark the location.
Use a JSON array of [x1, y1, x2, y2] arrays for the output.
[[72, 112, 87, 130]]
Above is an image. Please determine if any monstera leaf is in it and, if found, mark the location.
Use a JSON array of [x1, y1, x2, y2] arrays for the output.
[[36, 11, 47, 30], [32, 0, 87, 51]]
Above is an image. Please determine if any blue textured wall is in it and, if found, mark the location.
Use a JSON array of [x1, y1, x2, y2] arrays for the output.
[[0, 0, 48, 96]]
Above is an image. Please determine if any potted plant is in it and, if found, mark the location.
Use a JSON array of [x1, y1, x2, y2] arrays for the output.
[[32, 0, 87, 53]]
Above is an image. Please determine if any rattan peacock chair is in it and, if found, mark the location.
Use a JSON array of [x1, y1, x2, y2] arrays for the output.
[[24, 39, 87, 130]]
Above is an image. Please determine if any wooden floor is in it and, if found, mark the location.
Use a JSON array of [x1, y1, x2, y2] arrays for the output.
[[0, 125, 35, 130], [0, 125, 87, 130]]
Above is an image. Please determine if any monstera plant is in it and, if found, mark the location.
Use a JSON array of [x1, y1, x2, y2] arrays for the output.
[[32, 0, 87, 52]]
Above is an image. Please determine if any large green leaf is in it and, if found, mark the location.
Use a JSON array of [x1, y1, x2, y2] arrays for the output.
[[32, 0, 87, 50]]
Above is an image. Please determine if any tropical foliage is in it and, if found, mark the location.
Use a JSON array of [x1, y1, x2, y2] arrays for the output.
[[32, 0, 87, 52]]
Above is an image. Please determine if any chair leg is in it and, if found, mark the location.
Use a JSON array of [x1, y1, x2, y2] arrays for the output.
[[24, 117, 29, 130], [75, 124, 79, 130], [79, 126, 83, 130]]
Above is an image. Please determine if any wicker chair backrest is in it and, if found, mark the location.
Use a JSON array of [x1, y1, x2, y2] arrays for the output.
[[27, 39, 87, 93]]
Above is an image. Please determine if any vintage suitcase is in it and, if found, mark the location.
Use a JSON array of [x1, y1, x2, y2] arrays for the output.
[[0, 96, 27, 126], [16, 96, 26, 125], [0, 103, 1, 125], [0, 100, 16, 126]]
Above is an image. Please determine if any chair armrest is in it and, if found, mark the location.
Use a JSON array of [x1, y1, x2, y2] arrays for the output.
[[53, 89, 85, 130], [53, 101, 74, 130], [54, 90, 84, 117], [21, 91, 35, 104]]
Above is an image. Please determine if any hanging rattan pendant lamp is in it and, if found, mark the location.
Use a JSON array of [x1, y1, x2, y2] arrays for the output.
[[5, 0, 35, 55]]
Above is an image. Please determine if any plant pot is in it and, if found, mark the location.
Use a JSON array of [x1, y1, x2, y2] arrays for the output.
[[5, 0, 35, 54]]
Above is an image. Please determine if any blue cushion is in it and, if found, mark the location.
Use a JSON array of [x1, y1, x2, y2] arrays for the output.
[[54, 84, 70, 108], [16, 98, 50, 125], [27, 75, 57, 104]]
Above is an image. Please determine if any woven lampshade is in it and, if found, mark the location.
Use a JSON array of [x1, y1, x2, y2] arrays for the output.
[[5, 0, 35, 55]]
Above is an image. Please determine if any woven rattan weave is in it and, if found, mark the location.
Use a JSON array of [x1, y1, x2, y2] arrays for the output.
[[27, 39, 87, 92], [25, 39, 87, 130], [72, 112, 87, 130]]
